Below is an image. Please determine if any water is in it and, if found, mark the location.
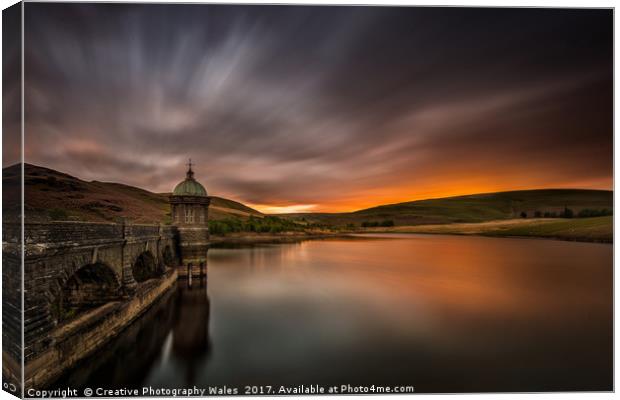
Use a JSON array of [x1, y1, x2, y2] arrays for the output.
[[52, 234, 612, 393]]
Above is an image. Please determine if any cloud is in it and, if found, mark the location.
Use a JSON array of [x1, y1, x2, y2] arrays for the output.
[[17, 4, 613, 212]]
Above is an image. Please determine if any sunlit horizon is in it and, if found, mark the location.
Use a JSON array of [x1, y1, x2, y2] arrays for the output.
[[13, 160, 612, 214], [249, 184, 613, 214]]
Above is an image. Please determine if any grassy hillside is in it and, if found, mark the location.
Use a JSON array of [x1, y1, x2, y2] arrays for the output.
[[282, 189, 613, 226], [209, 196, 263, 220], [3, 164, 263, 223]]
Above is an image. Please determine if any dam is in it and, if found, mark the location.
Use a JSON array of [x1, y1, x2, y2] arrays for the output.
[[3, 220, 212, 389], [2, 163, 213, 391]]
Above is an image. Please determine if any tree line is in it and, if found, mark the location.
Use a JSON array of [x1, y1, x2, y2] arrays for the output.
[[521, 208, 612, 219], [360, 220, 395, 227], [208, 216, 303, 235]]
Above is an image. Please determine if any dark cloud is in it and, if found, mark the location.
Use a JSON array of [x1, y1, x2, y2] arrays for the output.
[[17, 4, 612, 212], [3, 3, 22, 166]]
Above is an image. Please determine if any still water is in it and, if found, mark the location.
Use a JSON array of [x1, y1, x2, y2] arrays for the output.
[[53, 234, 612, 393]]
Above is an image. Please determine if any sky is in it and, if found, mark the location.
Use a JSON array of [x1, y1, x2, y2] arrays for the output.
[[6, 4, 613, 213]]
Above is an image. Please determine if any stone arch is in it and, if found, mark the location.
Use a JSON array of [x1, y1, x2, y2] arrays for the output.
[[132, 251, 158, 282], [50, 262, 121, 323]]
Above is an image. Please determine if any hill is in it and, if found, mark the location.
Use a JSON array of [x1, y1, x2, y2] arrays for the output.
[[3, 164, 263, 223], [281, 189, 613, 227], [4, 164, 612, 239]]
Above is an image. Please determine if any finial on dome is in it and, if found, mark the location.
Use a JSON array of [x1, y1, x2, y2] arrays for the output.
[[173, 158, 207, 196], [186, 158, 194, 180]]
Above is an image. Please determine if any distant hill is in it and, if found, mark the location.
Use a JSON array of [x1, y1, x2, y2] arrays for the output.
[[4, 164, 612, 228], [3, 164, 263, 223], [281, 189, 613, 226]]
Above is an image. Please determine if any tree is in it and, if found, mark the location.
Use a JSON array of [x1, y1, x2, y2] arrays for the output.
[[520, 211, 527, 219], [578, 208, 613, 218], [561, 207, 574, 218], [362, 221, 380, 228], [534, 211, 542, 218]]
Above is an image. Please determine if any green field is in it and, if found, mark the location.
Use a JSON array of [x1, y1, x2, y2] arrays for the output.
[[485, 216, 613, 242], [372, 217, 613, 243]]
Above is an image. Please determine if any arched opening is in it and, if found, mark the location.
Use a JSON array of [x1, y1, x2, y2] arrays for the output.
[[132, 251, 158, 282], [51, 262, 121, 323], [162, 245, 174, 268]]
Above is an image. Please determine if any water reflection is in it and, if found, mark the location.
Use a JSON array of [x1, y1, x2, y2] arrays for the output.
[[50, 235, 612, 392], [52, 277, 212, 391], [52, 284, 177, 389], [170, 278, 211, 386]]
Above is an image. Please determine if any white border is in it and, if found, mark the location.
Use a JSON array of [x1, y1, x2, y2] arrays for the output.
[[0, 1, 615, 400]]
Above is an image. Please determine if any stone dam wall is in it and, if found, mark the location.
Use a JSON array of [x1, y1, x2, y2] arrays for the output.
[[2, 221, 183, 390]]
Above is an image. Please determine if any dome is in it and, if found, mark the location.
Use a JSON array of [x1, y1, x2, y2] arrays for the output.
[[172, 162, 207, 196], [173, 179, 207, 196]]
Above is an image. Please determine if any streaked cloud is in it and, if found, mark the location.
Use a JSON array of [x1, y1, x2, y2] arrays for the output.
[[13, 4, 612, 212]]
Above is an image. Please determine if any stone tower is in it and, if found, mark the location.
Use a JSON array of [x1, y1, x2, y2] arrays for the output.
[[170, 160, 210, 277]]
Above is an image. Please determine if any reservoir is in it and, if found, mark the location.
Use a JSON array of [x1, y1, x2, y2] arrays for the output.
[[50, 234, 612, 393]]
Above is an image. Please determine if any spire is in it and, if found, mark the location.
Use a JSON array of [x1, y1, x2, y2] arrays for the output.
[[186, 158, 195, 180]]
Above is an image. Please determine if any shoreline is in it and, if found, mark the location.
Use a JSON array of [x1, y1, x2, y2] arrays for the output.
[[349, 230, 614, 244], [346, 217, 613, 244], [208, 231, 349, 245], [208, 217, 612, 245]]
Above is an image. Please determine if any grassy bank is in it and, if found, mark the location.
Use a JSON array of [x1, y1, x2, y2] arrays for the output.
[[361, 216, 613, 243], [209, 230, 344, 245]]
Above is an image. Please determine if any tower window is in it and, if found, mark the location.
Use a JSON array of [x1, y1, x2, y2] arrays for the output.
[[185, 208, 194, 223]]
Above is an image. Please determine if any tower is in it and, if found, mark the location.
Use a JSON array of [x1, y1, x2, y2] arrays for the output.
[[170, 160, 211, 277]]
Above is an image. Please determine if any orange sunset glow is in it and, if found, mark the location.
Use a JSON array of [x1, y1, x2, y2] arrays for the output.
[[4, 5, 610, 213]]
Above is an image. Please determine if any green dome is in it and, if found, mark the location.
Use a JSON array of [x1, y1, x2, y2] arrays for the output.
[[172, 164, 207, 196], [173, 179, 207, 196]]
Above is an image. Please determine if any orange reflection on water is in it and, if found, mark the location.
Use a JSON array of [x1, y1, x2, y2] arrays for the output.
[[205, 234, 611, 391], [212, 234, 611, 336]]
